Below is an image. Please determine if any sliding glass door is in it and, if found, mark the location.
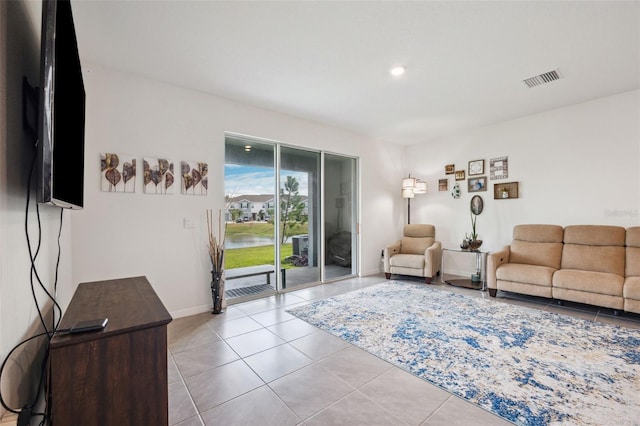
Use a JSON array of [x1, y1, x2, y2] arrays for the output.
[[279, 146, 321, 289], [224, 138, 277, 300], [324, 154, 357, 280], [224, 134, 357, 302]]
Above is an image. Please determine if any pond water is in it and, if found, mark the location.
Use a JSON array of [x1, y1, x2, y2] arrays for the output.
[[225, 234, 275, 249], [225, 234, 305, 249]]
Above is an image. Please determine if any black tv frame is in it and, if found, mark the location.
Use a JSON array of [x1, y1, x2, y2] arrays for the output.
[[37, 0, 86, 210]]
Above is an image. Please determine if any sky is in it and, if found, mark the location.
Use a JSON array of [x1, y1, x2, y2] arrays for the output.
[[225, 164, 308, 196]]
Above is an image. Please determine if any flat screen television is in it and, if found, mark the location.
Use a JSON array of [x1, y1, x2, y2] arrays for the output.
[[37, 0, 85, 209]]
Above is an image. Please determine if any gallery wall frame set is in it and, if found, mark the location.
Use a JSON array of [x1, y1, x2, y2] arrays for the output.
[[443, 155, 514, 198], [100, 153, 208, 196]]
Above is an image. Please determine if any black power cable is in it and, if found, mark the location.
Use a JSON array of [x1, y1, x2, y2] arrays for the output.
[[0, 142, 66, 424], [24, 148, 63, 334]]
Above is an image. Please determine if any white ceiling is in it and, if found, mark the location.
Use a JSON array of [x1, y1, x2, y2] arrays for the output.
[[71, 1, 640, 145]]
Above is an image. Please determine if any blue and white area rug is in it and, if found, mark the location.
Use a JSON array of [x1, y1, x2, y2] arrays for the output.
[[286, 281, 640, 425]]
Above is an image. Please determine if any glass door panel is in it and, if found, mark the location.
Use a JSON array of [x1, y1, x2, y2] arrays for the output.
[[279, 146, 321, 288], [224, 137, 277, 301], [324, 154, 357, 280]]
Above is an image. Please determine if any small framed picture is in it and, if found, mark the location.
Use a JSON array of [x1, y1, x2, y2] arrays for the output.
[[455, 170, 465, 181], [445, 164, 455, 175], [468, 159, 484, 176], [468, 176, 487, 192], [439, 179, 448, 191]]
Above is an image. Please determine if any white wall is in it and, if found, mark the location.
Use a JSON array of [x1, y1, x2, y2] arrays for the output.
[[1, 0, 75, 420], [406, 90, 640, 261], [71, 63, 403, 318]]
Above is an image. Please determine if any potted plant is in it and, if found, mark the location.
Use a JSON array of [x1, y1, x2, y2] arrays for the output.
[[469, 211, 482, 250]]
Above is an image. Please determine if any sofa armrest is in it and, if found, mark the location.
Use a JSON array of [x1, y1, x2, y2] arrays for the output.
[[383, 240, 402, 273], [424, 241, 442, 277], [487, 246, 511, 289]]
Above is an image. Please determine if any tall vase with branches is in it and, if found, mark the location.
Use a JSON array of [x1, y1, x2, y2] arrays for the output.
[[207, 209, 225, 314]]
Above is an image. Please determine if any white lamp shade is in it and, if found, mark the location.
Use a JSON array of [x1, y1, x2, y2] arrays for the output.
[[402, 177, 417, 189], [401, 188, 415, 198], [413, 180, 427, 194]]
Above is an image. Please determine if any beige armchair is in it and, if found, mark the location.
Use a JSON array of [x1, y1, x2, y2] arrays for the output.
[[384, 224, 441, 283]]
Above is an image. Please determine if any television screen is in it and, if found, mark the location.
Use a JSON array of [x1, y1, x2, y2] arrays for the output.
[[38, 0, 85, 209]]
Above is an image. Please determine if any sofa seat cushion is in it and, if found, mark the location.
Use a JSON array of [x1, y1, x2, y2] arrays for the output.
[[623, 277, 640, 300], [496, 263, 555, 286], [553, 269, 624, 296], [389, 254, 424, 269]]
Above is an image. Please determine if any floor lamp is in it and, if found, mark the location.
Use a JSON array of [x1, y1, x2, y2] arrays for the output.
[[402, 175, 426, 224]]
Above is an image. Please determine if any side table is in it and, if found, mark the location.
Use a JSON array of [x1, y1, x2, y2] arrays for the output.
[[441, 248, 489, 290]]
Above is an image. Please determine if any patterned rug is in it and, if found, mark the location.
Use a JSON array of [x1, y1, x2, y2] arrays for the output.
[[286, 281, 640, 425]]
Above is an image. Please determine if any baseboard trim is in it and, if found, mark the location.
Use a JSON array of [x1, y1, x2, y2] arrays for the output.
[[169, 304, 212, 319]]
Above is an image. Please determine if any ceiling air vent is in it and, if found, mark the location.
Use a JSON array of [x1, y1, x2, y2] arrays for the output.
[[523, 69, 562, 88]]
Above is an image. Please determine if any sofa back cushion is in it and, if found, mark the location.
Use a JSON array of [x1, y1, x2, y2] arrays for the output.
[[561, 225, 626, 276], [401, 224, 435, 254], [510, 224, 564, 269], [626, 227, 640, 277]]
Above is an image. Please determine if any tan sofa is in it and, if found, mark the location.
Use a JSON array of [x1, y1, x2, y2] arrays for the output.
[[384, 224, 441, 284], [488, 224, 639, 314]]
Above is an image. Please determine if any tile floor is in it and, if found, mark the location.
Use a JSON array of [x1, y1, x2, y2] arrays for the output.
[[167, 274, 640, 426]]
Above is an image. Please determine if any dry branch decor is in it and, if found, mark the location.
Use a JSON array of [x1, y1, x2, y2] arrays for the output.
[[207, 209, 225, 314]]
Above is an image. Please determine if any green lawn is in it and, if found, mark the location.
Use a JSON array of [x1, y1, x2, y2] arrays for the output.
[[223, 222, 308, 270], [225, 243, 294, 269]]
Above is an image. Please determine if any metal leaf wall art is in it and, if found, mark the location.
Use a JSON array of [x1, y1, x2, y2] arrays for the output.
[[181, 160, 208, 195], [100, 153, 136, 193], [143, 157, 175, 194]]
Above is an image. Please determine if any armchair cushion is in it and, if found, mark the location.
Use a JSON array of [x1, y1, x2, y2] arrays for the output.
[[390, 254, 424, 269], [401, 237, 435, 255], [400, 224, 436, 254]]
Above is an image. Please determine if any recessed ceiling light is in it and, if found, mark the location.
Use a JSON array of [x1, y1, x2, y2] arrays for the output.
[[390, 65, 406, 77]]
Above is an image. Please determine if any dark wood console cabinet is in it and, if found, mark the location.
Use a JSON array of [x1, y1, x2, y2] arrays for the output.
[[50, 276, 172, 425]]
